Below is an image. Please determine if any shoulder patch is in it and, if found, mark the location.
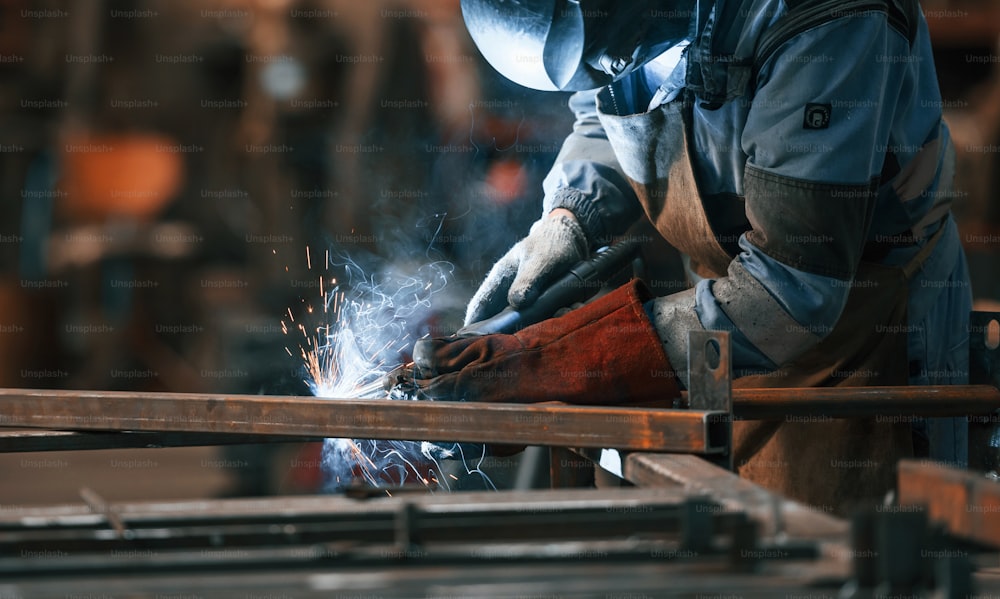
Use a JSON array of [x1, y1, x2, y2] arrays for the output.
[[803, 103, 832, 129]]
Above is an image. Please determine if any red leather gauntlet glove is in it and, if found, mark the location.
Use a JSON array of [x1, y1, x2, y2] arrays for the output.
[[389, 280, 681, 405]]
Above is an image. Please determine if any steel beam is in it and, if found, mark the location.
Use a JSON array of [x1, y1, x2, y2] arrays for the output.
[[896, 459, 1000, 548], [0, 486, 846, 599], [0, 488, 747, 560], [703, 384, 1000, 419], [0, 488, 692, 527], [0, 388, 727, 454], [2, 384, 998, 456], [622, 453, 848, 542]]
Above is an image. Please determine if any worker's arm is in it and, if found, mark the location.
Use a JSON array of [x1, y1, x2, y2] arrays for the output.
[[464, 85, 645, 325], [541, 87, 644, 246], [651, 11, 913, 381], [389, 11, 948, 406]]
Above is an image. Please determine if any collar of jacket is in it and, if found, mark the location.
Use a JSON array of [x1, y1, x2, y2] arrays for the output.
[[685, 0, 920, 110], [685, 0, 756, 110]]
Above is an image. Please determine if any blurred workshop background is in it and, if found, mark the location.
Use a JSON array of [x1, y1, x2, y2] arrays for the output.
[[0, 0, 997, 505]]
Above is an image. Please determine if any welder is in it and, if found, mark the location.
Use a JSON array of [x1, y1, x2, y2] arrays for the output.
[[394, 0, 972, 508]]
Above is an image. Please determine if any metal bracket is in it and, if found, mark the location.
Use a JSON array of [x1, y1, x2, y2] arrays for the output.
[[688, 330, 734, 470], [569, 331, 735, 484]]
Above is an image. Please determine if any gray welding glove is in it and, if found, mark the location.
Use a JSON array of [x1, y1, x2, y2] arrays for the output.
[[464, 211, 589, 326]]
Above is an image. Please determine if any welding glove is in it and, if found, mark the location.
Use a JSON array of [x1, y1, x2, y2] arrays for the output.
[[464, 211, 589, 326], [390, 279, 681, 405]]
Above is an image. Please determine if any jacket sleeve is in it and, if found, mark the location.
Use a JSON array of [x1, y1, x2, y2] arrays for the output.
[[651, 11, 915, 381], [542, 88, 643, 246]]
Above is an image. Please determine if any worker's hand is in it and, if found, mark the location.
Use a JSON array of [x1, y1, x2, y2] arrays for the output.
[[464, 209, 588, 326], [388, 280, 680, 405]]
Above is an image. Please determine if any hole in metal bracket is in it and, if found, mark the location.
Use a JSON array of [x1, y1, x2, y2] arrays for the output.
[[705, 338, 721, 370], [987, 319, 999, 351]]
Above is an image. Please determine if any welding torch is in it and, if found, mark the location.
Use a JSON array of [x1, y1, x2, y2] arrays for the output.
[[382, 237, 642, 394]]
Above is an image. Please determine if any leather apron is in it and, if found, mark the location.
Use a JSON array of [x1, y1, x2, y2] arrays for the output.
[[596, 90, 935, 512]]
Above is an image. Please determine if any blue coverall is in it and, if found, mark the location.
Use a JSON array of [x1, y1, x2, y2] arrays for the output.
[[539, 0, 972, 465]]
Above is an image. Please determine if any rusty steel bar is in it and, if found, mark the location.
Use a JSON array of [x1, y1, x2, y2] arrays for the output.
[[699, 384, 1000, 419], [1, 384, 996, 455], [623, 453, 848, 542], [896, 459, 1000, 548], [0, 388, 726, 454]]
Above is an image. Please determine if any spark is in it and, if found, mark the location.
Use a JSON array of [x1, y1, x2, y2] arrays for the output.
[[285, 251, 495, 493]]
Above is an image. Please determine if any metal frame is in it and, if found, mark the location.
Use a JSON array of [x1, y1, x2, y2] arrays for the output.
[[0, 487, 851, 597], [2, 312, 997, 457], [0, 313, 998, 595]]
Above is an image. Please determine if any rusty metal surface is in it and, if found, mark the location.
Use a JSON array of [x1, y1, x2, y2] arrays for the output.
[[688, 330, 734, 471], [723, 384, 1000, 419], [0, 388, 727, 453], [688, 330, 733, 413], [1, 384, 997, 457], [897, 459, 1000, 548], [623, 453, 848, 542]]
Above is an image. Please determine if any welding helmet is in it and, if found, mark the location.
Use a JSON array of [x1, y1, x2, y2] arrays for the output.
[[461, 0, 700, 91]]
